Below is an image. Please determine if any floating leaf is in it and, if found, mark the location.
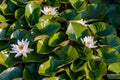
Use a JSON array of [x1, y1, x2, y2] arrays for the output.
[[60, 9, 81, 21], [97, 47, 120, 64], [11, 0, 26, 7], [46, 0, 61, 7], [0, 64, 6, 73], [108, 62, 120, 74], [77, 47, 93, 60], [10, 29, 32, 40], [101, 35, 120, 47], [0, 67, 23, 80], [0, 52, 8, 67], [49, 32, 67, 46], [105, 5, 120, 25], [25, 1, 41, 26], [85, 60, 107, 80], [55, 45, 79, 64], [23, 64, 36, 80], [69, 0, 87, 11], [81, 4, 106, 20], [0, 15, 6, 22], [15, 8, 25, 19], [70, 60, 86, 72], [5, 54, 22, 67], [89, 22, 116, 36], [37, 37, 53, 54], [65, 67, 85, 80], [0, 40, 9, 50], [107, 74, 120, 79], [66, 22, 88, 41], [7, 19, 27, 35], [22, 52, 49, 63], [35, 22, 61, 36], [38, 57, 63, 76]]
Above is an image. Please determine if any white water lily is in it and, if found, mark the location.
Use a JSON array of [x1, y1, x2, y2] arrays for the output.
[[10, 39, 33, 57], [80, 36, 97, 48], [41, 6, 58, 15], [76, 19, 89, 26]]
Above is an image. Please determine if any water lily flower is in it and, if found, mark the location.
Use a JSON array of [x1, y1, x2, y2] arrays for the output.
[[10, 39, 33, 57], [41, 6, 58, 15], [76, 19, 89, 26], [80, 36, 97, 48]]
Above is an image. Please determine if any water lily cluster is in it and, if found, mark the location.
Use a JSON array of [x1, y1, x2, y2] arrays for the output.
[[0, 0, 120, 80]]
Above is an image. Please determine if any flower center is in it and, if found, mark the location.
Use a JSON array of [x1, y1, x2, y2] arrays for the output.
[[85, 41, 91, 45], [19, 45, 24, 50], [47, 10, 52, 14]]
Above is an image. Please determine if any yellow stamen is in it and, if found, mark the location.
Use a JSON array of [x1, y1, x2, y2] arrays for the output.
[[47, 10, 52, 14], [19, 45, 24, 50], [85, 41, 91, 45]]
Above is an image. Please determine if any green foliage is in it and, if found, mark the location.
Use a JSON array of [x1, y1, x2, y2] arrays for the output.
[[25, 1, 41, 26], [81, 4, 106, 20], [69, 0, 87, 11], [89, 22, 116, 36], [66, 22, 88, 41], [49, 32, 67, 46], [85, 60, 107, 80], [0, 0, 120, 79], [0, 67, 23, 80], [60, 9, 80, 21]]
